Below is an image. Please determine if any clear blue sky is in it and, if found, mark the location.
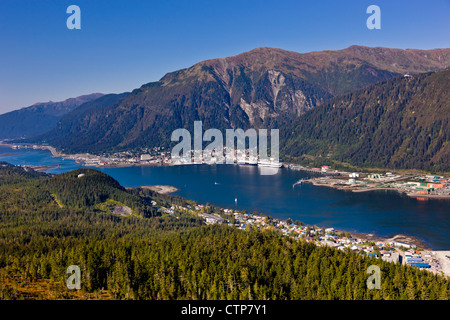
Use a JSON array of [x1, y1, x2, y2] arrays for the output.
[[0, 0, 449, 114]]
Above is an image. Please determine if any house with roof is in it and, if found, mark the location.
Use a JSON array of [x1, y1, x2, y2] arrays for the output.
[[200, 213, 225, 225], [389, 241, 416, 249], [410, 262, 431, 269]]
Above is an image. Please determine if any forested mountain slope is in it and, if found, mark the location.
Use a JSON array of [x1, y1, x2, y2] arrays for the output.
[[0, 164, 449, 300], [281, 67, 450, 172]]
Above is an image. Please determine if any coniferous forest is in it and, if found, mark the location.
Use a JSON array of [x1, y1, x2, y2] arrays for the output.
[[281, 68, 450, 173], [0, 162, 449, 300]]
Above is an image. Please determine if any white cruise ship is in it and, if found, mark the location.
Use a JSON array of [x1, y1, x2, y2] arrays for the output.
[[257, 159, 282, 168]]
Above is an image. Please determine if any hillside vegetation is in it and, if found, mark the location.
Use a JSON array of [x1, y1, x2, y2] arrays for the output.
[[282, 68, 450, 172], [0, 164, 449, 300]]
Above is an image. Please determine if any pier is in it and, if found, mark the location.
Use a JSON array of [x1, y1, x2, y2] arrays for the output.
[[293, 179, 306, 188]]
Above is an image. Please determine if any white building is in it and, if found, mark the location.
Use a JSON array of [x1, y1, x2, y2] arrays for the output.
[[140, 154, 152, 161], [201, 214, 225, 225], [389, 241, 416, 249]]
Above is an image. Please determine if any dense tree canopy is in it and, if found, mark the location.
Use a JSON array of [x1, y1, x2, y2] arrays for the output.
[[0, 164, 448, 300], [281, 68, 450, 173]]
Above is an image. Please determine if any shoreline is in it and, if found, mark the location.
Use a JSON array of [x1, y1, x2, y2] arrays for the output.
[[406, 193, 450, 199], [3, 142, 450, 182], [1, 142, 448, 250], [343, 231, 430, 250], [134, 185, 179, 194], [307, 178, 450, 200]]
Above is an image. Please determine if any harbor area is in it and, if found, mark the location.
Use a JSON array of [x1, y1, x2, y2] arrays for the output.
[[296, 168, 450, 199]]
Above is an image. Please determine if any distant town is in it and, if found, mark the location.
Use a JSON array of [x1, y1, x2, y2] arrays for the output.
[[7, 143, 450, 200]]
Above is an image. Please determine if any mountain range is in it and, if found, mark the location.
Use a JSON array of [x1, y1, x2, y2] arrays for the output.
[[281, 67, 450, 172], [4, 45, 450, 171], [28, 45, 450, 154], [0, 93, 104, 139]]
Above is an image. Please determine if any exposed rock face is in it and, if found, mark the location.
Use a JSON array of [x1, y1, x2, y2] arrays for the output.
[[35, 46, 450, 153]]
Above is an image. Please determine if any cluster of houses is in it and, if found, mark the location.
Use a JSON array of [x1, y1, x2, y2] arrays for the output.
[[156, 203, 405, 260], [313, 168, 450, 197], [365, 174, 449, 192], [61, 148, 172, 167], [195, 210, 434, 266], [403, 249, 442, 271], [401, 176, 450, 195], [136, 195, 447, 276]]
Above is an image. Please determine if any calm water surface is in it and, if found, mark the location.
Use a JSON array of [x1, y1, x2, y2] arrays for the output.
[[1, 147, 449, 249]]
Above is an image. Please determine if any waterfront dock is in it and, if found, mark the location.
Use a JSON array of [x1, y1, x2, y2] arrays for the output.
[[293, 179, 307, 188], [288, 164, 341, 176]]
